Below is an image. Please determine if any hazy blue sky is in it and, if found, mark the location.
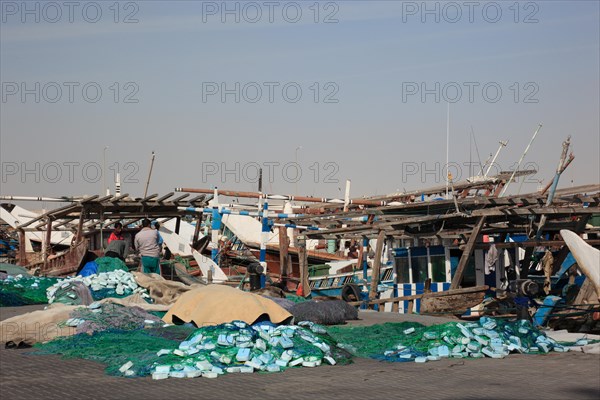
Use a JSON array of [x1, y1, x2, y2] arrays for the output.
[[1, 0, 598, 204]]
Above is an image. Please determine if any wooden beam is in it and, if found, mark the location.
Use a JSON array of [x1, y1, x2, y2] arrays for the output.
[[450, 216, 486, 289], [75, 207, 85, 243], [298, 236, 310, 297], [157, 192, 174, 202], [278, 227, 290, 279], [347, 285, 489, 307], [368, 230, 385, 307], [192, 212, 204, 244], [175, 217, 181, 235], [43, 217, 53, 271], [17, 228, 27, 266]]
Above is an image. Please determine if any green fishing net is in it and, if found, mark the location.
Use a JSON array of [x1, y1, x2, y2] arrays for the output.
[[95, 257, 128, 273], [329, 317, 585, 363], [34, 319, 352, 379], [34, 328, 189, 377], [70, 303, 163, 334], [327, 322, 425, 358], [285, 294, 308, 303], [0, 276, 60, 306]]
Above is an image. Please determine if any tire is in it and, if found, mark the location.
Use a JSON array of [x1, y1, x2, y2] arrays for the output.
[[341, 283, 362, 302]]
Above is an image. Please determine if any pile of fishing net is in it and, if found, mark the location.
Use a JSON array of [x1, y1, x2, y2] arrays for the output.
[[289, 299, 359, 325], [145, 320, 352, 379], [34, 326, 196, 377], [94, 257, 129, 273], [65, 302, 164, 334], [0, 274, 60, 306], [47, 270, 149, 304], [329, 317, 573, 363], [35, 319, 352, 379]]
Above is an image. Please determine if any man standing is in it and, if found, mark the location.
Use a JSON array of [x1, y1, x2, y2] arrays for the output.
[[135, 219, 161, 274]]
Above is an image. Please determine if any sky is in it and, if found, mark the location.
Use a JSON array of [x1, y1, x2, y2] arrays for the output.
[[1, 0, 599, 205]]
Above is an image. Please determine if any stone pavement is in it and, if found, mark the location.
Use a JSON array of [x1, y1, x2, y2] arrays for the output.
[[1, 306, 599, 400]]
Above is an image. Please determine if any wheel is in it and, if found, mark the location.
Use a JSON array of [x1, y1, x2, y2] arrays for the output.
[[341, 283, 362, 302]]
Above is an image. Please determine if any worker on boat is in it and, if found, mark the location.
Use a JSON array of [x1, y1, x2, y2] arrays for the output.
[[107, 222, 124, 244], [135, 219, 162, 274], [153, 221, 164, 249], [104, 239, 129, 261]]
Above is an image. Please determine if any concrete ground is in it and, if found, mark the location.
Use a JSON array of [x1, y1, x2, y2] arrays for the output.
[[1, 305, 599, 400]]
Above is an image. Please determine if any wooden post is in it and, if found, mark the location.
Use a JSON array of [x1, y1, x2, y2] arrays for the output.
[[424, 278, 432, 294], [75, 207, 85, 243], [192, 212, 203, 244], [175, 217, 181, 235], [356, 240, 365, 278], [43, 217, 52, 272], [298, 235, 310, 297], [278, 227, 289, 280], [450, 216, 486, 289], [369, 230, 385, 308], [17, 228, 27, 266]]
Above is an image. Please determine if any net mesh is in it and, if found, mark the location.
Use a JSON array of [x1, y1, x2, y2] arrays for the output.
[[34, 328, 189, 377], [0, 276, 59, 306], [70, 303, 163, 335], [34, 318, 352, 378], [328, 317, 588, 362]]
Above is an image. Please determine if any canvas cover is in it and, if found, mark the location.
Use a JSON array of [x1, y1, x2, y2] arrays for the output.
[[163, 285, 292, 327]]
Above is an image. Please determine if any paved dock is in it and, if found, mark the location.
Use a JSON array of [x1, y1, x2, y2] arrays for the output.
[[1, 306, 599, 400]]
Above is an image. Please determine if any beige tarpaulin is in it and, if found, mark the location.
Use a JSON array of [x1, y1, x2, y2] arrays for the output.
[[0, 303, 79, 346], [163, 285, 293, 327], [99, 293, 171, 312], [133, 272, 201, 305]]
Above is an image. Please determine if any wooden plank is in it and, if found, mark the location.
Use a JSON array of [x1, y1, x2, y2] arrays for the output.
[[450, 216, 486, 289], [347, 285, 488, 306]]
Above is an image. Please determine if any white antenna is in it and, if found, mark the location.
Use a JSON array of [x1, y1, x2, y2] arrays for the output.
[[115, 173, 121, 196]]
